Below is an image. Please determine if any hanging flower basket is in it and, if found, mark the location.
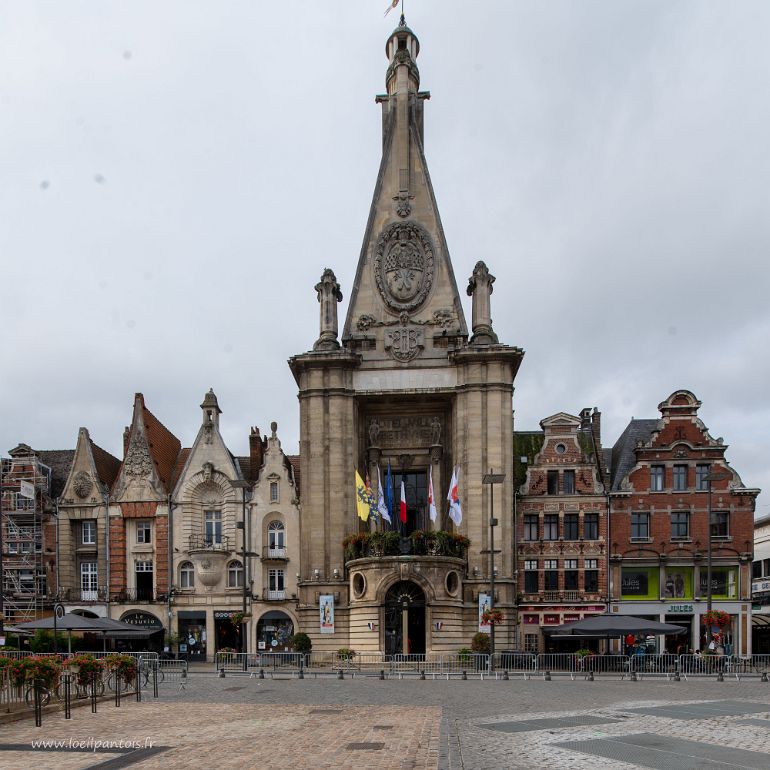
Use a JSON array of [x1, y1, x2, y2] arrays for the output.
[[67, 654, 104, 688], [702, 610, 731, 629], [481, 608, 504, 626]]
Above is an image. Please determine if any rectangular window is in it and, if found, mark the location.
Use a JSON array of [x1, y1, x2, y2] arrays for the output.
[[631, 512, 650, 539], [696, 464, 710, 491], [134, 560, 153, 601], [584, 559, 599, 592], [137, 521, 152, 544], [543, 514, 559, 541], [650, 465, 664, 491], [523, 514, 539, 541], [673, 465, 688, 491], [204, 510, 222, 545], [81, 520, 96, 545], [80, 562, 98, 600], [670, 511, 689, 539], [547, 470, 559, 495], [583, 512, 599, 540], [563, 514, 579, 541], [524, 634, 539, 653], [270, 481, 279, 503], [544, 559, 558, 590], [764, 559, 770, 576], [524, 560, 539, 593], [268, 569, 286, 599], [564, 559, 578, 590], [135, 560, 153, 572], [563, 470, 575, 494], [753, 561, 763, 580], [711, 510, 729, 538]]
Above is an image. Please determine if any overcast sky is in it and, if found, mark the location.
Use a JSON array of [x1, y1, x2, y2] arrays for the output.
[[1, 1, 768, 516]]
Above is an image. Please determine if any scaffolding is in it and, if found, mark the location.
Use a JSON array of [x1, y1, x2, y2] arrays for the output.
[[1, 446, 52, 627]]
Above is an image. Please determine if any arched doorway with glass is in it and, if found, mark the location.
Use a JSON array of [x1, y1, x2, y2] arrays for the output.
[[383, 581, 426, 656], [267, 520, 285, 558], [256, 610, 294, 653]]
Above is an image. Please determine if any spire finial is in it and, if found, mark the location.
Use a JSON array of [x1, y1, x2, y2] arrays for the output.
[[399, 13, 406, 27]]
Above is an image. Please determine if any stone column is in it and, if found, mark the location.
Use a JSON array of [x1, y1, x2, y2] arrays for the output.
[[466, 261, 498, 345], [313, 269, 343, 351]]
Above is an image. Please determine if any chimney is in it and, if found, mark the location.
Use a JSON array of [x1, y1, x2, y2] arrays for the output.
[[591, 408, 602, 449], [249, 427, 263, 482], [579, 408, 592, 431]]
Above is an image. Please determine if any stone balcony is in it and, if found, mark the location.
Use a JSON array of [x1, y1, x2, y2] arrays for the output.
[[343, 531, 469, 563]]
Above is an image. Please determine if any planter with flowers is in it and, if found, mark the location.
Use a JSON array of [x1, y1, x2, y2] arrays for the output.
[[67, 654, 104, 688], [104, 654, 137, 686], [481, 608, 504, 626], [702, 610, 731, 630]]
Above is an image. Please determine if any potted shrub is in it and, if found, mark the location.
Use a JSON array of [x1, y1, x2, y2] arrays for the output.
[[481, 608, 504, 626], [471, 632, 491, 654], [290, 633, 312, 654], [383, 530, 401, 555], [368, 531, 385, 557], [337, 648, 356, 661]]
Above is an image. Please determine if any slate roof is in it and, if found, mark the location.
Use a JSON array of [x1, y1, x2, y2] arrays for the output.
[[610, 419, 658, 491], [37, 450, 76, 498], [90, 441, 121, 489], [138, 398, 182, 493], [286, 455, 300, 499]]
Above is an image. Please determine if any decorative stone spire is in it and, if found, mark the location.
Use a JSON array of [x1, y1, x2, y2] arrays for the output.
[[313, 269, 343, 351], [467, 261, 498, 345], [200, 388, 221, 428]]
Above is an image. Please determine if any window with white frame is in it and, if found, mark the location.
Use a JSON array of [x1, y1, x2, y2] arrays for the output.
[[80, 562, 98, 599], [267, 520, 285, 557], [524, 559, 538, 593], [82, 520, 96, 545], [204, 510, 222, 545], [696, 464, 710, 491], [179, 561, 194, 589], [650, 465, 665, 491], [268, 568, 285, 599], [270, 481, 279, 503], [524, 633, 539, 653], [137, 521, 152, 544], [227, 560, 243, 588]]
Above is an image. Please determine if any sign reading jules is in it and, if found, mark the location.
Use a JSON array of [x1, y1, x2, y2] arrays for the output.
[[621, 571, 648, 596]]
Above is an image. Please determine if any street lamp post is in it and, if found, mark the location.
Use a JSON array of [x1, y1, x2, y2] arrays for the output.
[[704, 470, 730, 646], [482, 470, 505, 666], [231, 480, 253, 656]]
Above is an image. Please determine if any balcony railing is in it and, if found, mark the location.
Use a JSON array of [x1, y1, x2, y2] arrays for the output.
[[111, 587, 156, 603], [343, 531, 469, 562], [58, 586, 108, 602], [188, 535, 231, 552], [263, 589, 286, 601], [262, 546, 288, 560]]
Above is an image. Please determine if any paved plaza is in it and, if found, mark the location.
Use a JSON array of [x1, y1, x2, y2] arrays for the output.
[[4, 674, 770, 769]]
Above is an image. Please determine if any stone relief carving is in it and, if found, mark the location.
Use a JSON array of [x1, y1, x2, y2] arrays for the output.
[[73, 471, 93, 499], [123, 434, 153, 479], [393, 191, 413, 218], [363, 415, 444, 449], [368, 418, 381, 447], [374, 221, 435, 314], [430, 417, 441, 445], [356, 308, 455, 332], [384, 314, 424, 362]]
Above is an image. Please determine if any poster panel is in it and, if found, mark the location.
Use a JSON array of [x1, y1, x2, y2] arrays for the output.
[[320, 594, 335, 634], [478, 592, 491, 633]]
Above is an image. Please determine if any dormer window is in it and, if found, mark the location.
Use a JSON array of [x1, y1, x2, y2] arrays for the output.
[[270, 481, 279, 503]]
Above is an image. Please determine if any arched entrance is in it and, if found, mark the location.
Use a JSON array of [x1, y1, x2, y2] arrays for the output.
[[384, 581, 426, 656], [256, 610, 294, 652]]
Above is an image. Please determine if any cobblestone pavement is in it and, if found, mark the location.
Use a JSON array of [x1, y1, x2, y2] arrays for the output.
[[4, 674, 770, 769]]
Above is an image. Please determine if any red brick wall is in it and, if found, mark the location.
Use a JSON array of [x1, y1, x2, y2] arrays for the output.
[[109, 517, 126, 594], [155, 515, 169, 593]]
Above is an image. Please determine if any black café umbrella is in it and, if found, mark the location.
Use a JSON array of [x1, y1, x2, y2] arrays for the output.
[[553, 614, 687, 637], [15, 613, 148, 653]]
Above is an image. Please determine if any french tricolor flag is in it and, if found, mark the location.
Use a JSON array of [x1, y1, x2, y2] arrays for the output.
[[399, 480, 407, 523]]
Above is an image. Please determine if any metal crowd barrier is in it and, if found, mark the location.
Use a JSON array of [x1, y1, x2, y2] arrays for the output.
[[214, 652, 306, 672]]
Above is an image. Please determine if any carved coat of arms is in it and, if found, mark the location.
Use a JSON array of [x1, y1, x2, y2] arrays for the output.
[[374, 222, 435, 313]]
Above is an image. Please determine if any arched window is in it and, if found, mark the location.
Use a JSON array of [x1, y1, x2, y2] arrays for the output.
[[227, 560, 243, 588], [267, 521, 285, 557], [179, 561, 194, 589]]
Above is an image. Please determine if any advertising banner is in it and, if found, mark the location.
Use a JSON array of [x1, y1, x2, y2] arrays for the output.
[[478, 592, 491, 633], [320, 594, 335, 634]]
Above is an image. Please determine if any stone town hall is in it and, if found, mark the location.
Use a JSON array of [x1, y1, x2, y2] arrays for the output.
[[1, 18, 759, 658]]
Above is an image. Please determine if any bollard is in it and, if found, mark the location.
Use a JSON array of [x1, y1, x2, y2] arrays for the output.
[[259, 668, 265, 679], [337, 669, 344, 680], [717, 672, 724, 682], [33, 678, 43, 728], [136, 670, 142, 703], [588, 671, 594, 682], [762, 672, 768, 683], [153, 662, 159, 699], [674, 672, 680, 682], [219, 667, 225, 678], [630, 672, 637, 682], [64, 673, 72, 720], [179, 670, 187, 692], [503, 670, 509, 681], [379, 669, 385, 680], [298, 668, 304, 679], [115, 675, 121, 708], [462, 671, 467, 680], [420, 670, 425, 680], [544, 671, 551, 681]]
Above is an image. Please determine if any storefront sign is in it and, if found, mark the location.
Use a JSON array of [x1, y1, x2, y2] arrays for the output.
[[543, 614, 560, 625], [752, 580, 770, 594], [214, 611, 238, 620], [622, 572, 648, 595], [668, 604, 693, 614], [478, 593, 491, 633], [621, 567, 659, 600], [320, 594, 335, 634], [121, 611, 163, 629], [523, 614, 539, 625]]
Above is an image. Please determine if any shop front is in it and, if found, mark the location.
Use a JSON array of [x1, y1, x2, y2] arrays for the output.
[[119, 610, 165, 653], [214, 610, 242, 652], [519, 605, 606, 653], [256, 610, 294, 652], [177, 610, 207, 661]]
